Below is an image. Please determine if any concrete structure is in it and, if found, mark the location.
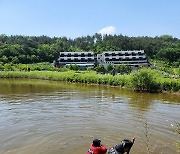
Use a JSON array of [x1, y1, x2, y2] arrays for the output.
[[97, 50, 149, 67], [54, 50, 149, 68], [54, 51, 95, 68]]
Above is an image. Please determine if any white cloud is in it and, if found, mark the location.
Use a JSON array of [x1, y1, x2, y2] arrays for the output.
[[98, 26, 116, 35]]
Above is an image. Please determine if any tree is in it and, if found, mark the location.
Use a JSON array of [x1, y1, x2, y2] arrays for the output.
[[131, 68, 160, 92], [0, 63, 4, 70], [0, 34, 179, 65], [107, 64, 114, 73], [156, 48, 180, 63], [68, 64, 79, 71], [0, 55, 8, 63], [119, 64, 132, 74], [115, 64, 121, 74], [96, 65, 106, 74]]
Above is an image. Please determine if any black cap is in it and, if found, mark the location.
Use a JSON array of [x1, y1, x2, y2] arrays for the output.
[[121, 139, 133, 149], [115, 144, 124, 153], [93, 139, 101, 147]]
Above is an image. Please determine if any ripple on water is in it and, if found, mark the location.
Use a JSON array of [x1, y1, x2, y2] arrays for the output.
[[0, 80, 179, 154]]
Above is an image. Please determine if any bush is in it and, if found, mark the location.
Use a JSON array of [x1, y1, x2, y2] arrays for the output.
[[96, 65, 106, 74], [4, 63, 13, 71], [0, 68, 179, 93], [0, 63, 4, 71], [131, 68, 160, 92], [68, 64, 79, 71], [107, 64, 114, 73], [158, 78, 180, 92]]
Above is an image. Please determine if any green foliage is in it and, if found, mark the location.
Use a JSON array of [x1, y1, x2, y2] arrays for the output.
[[131, 68, 160, 92], [107, 64, 114, 73], [67, 64, 79, 71], [0, 55, 8, 63], [0, 62, 60, 72], [159, 35, 173, 40], [119, 64, 132, 75], [17, 64, 28, 71], [115, 65, 121, 74], [157, 78, 180, 92], [96, 65, 106, 74], [114, 64, 132, 75], [0, 71, 131, 88], [150, 59, 180, 75], [87, 67, 93, 72], [0, 34, 179, 65], [0, 63, 4, 71], [4, 63, 13, 71], [28, 62, 58, 71], [156, 48, 180, 63], [0, 69, 179, 92]]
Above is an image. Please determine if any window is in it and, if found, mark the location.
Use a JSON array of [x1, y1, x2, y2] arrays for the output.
[[74, 54, 78, 57], [132, 52, 136, 56], [112, 53, 116, 56], [67, 59, 71, 62], [81, 58, 86, 62], [60, 59, 65, 62], [88, 53, 92, 57], [138, 52, 144, 56], [125, 52, 129, 56], [74, 58, 79, 62]]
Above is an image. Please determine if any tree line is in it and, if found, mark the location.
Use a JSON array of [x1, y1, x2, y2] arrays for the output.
[[0, 34, 179, 66]]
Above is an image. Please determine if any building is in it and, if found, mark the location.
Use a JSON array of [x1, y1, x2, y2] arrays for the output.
[[97, 50, 149, 67], [54, 50, 149, 68], [54, 51, 95, 69]]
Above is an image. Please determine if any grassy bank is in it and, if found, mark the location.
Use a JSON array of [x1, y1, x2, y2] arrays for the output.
[[0, 70, 131, 87], [0, 69, 179, 92]]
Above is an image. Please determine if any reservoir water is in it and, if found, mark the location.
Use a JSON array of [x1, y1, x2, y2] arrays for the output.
[[0, 79, 179, 154]]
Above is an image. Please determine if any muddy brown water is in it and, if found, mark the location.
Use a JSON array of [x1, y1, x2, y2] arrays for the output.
[[0, 79, 179, 154]]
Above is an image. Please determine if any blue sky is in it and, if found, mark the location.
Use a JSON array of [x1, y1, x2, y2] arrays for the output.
[[0, 0, 180, 38]]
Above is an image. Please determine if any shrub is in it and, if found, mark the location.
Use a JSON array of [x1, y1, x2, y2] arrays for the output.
[[0, 63, 4, 71], [68, 64, 79, 71], [158, 78, 180, 92], [107, 64, 114, 73], [96, 65, 106, 74], [131, 68, 160, 92], [4, 63, 13, 71]]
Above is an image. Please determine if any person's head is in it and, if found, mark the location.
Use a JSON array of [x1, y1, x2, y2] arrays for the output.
[[92, 139, 101, 147], [121, 139, 133, 152], [114, 144, 124, 154]]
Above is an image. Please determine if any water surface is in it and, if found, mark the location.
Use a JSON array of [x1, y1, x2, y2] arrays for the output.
[[0, 79, 179, 154]]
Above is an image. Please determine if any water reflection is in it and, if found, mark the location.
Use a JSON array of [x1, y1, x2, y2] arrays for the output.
[[0, 79, 179, 154], [128, 93, 154, 111]]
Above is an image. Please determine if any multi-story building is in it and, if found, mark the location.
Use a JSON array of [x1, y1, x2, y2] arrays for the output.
[[54, 50, 149, 68], [54, 51, 95, 68], [97, 50, 149, 67]]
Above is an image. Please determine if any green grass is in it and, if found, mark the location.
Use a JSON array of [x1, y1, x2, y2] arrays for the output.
[[0, 69, 179, 92]]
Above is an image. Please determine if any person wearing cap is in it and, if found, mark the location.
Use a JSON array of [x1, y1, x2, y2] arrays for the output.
[[108, 138, 135, 154], [86, 139, 107, 154], [108, 144, 124, 154]]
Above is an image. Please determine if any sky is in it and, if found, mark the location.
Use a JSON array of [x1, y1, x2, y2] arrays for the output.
[[0, 0, 180, 39]]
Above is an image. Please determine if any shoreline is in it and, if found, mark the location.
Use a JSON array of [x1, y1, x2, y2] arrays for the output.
[[0, 70, 179, 93]]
